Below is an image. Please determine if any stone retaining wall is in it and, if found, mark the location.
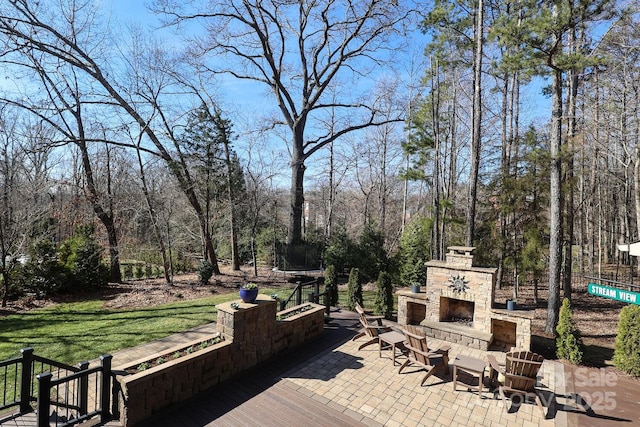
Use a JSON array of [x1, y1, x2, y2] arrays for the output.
[[114, 295, 325, 426]]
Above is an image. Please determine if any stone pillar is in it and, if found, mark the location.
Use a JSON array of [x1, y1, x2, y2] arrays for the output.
[[216, 295, 278, 371]]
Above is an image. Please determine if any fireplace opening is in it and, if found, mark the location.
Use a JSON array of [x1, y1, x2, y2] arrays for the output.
[[491, 319, 516, 351], [439, 297, 474, 327], [406, 301, 426, 325]]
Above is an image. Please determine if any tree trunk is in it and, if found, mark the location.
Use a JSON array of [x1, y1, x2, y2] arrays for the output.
[[327, 141, 335, 238], [589, 71, 600, 274], [78, 140, 122, 283], [288, 156, 306, 246], [223, 141, 240, 271], [136, 148, 171, 284], [562, 23, 582, 301], [1, 269, 7, 307], [430, 57, 442, 260], [466, 0, 484, 247], [546, 66, 564, 335], [497, 71, 510, 291]]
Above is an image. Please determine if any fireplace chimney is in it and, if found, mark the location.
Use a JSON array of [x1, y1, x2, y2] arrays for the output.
[[445, 246, 475, 268]]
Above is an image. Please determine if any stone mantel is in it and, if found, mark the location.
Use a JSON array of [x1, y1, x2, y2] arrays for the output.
[[424, 260, 498, 275], [490, 308, 535, 320], [396, 290, 428, 300]]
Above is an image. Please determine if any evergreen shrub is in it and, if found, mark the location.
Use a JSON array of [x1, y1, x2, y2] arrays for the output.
[[556, 298, 584, 364], [323, 228, 355, 275], [355, 224, 388, 283], [198, 260, 215, 285], [374, 270, 393, 319], [324, 264, 339, 306], [613, 304, 640, 376], [135, 264, 144, 279], [395, 218, 430, 286], [19, 238, 67, 297], [123, 263, 134, 280], [346, 267, 363, 311]]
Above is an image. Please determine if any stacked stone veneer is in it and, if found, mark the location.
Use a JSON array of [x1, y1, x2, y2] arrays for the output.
[[422, 248, 497, 335], [114, 295, 325, 426], [397, 246, 533, 351]]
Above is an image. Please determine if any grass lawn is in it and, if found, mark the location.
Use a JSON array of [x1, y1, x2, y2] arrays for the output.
[[0, 287, 394, 366], [0, 288, 279, 364]]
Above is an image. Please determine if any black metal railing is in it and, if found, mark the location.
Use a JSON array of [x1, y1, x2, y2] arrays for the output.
[[583, 275, 640, 291], [36, 354, 112, 427], [0, 348, 112, 427], [0, 353, 25, 413], [279, 278, 332, 319]]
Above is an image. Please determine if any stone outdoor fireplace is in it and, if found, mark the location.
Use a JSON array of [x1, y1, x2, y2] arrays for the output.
[[397, 246, 533, 350]]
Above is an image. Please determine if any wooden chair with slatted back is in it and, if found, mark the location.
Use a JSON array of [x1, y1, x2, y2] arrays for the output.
[[351, 302, 392, 350], [399, 325, 450, 386], [487, 350, 546, 416]]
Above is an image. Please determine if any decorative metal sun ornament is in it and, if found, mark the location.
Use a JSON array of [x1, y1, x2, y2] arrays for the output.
[[448, 274, 469, 294]]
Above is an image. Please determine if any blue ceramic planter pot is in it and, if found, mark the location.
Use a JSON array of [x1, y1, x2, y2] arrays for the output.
[[239, 288, 259, 303], [507, 300, 516, 310]]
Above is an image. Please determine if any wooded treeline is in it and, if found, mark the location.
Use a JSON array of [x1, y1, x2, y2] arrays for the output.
[[0, 1, 638, 332]]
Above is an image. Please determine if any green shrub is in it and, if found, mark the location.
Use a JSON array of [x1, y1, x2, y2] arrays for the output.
[[123, 264, 134, 279], [323, 228, 356, 274], [395, 217, 430, 286], [145, 264, 153, 278], [135, 264, 144, 279], [19, 238, 67, 297], [198, 260, 215, 285], [374, 271, 393, 319], [58, 224, 109, 291], [355, 224, 389, 283], [346, 268, 363, 311], [556, 298, 584, 364], [613, 304, 640, 376], [324, 264, 339, 306]]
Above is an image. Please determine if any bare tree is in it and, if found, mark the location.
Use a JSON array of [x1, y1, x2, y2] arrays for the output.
[[0, 107, 26, 306], [0, 40, 124, 281], [155, 0, 413, 246], [132, 129, 173, 284], [0, 1, 223, 273], [243, 138, 278, 276]]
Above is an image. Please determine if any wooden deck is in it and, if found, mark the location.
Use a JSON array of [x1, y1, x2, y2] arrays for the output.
[[137, 309, 370, 426], [142, 379, 367, 427]]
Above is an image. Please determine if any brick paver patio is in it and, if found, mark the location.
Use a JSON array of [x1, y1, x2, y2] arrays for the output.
[[286, 332, 563, 427]]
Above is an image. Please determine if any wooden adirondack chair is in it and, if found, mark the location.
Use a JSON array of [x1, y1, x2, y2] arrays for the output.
[[351, 302, 392, 350], [399, 325, 450, 386], [487, 350, 546, 415]]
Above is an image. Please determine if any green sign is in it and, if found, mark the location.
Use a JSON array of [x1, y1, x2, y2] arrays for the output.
[[588, 283, 640, 305]]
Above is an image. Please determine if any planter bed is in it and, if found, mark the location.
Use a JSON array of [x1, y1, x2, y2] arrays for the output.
[[114, 298, 326, 427], [276, 303, 315, 320], [113, 332, 232, 427]]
